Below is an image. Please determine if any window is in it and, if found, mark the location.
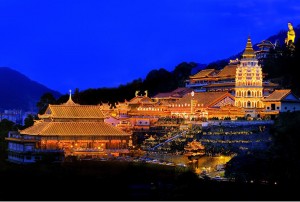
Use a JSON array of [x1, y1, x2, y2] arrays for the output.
[[271, 104, 275, 110], [247, 91, 251, 97], [247, 101, 251, 108]]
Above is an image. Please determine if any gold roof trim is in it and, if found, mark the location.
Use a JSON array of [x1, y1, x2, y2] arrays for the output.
[[20, 122, 129, 136]]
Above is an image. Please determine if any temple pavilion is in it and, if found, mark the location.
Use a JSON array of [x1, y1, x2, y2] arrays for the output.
[[6, 92, 131, 163]]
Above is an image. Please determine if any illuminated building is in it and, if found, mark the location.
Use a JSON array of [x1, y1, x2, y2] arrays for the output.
[[261, 89, 300, 118], [6, 92, 131, 163], [234, 36, 264, 117], [169, 91, 244, 120], [186, 59, 278, 95], [255, 40, 276, 64], [152, 87, 193, 103]]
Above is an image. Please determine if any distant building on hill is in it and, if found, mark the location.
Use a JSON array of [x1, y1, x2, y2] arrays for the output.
[[0, 109, 23, 124]]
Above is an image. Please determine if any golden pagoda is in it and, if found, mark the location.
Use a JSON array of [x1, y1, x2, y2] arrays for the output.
[[235, 36, 264, 117]]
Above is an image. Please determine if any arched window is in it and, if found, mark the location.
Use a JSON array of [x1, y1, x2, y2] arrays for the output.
[[247, 91, 251, 97], [247, 101, 251, 108]]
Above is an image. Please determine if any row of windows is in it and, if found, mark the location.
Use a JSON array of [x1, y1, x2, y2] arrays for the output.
[[241, 62, 258, 66], [236, 81, 262, 86], [235, 101, 263, 108], [235, 90, 262, 97]]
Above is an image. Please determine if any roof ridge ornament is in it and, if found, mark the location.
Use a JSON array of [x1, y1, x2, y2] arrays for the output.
[[64, 89, 78, 105], [69, 89, 72, 100]]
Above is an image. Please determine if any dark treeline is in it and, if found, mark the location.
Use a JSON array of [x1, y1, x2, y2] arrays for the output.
[[263, 38, 300, 96], [37, 62, 198, 114]]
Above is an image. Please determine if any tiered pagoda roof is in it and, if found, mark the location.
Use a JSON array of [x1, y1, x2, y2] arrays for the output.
[[242, 36, 256, 59], [21, 95, 129, 137]]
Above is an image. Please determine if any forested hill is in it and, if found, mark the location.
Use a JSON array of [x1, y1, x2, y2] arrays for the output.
[[0, 67, 61, 112]]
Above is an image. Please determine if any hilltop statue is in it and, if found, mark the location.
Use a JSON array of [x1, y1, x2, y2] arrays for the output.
[[285, 22, 296, 46]]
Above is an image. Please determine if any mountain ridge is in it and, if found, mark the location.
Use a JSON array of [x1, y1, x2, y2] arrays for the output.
[[0, 67, 61, 112]]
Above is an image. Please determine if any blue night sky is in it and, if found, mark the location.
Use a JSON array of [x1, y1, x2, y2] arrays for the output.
[[0, 0, 300, 94]]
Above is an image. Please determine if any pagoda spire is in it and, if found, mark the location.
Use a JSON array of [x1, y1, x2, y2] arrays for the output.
[[242, 36, 256, 59], [64, 89, 77, 105]]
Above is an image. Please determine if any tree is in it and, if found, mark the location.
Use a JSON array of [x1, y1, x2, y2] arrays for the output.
[[0, 119, 18, 154], [23, 114, 36, 129], [172, 62, 197, 87], [36, 93, 57, 114]]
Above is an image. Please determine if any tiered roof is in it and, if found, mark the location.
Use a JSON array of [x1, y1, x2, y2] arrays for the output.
[[21, 95, 129, 137], [242, 36, 256, 59]]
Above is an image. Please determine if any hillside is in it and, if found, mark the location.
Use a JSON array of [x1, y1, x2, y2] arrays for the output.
[[0, 67, 61, 112], [206, 23, 300, 70]]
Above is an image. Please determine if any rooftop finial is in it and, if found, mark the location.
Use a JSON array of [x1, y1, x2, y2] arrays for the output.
[[69, 89, 72, 100], [64, 89, 77, 105]]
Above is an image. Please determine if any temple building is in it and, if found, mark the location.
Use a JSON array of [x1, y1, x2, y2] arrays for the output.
[[261, 89, 300, 118], [255, 40, 276, 64], [185, 58, 278, 95], [152, 87, 193, 104], [6, 92, 131, 163], [168, 91, 244, 120], [235, 36, 265, 117]]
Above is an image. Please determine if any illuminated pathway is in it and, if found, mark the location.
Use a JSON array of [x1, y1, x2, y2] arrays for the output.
[[149, 130, 187, 151]]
